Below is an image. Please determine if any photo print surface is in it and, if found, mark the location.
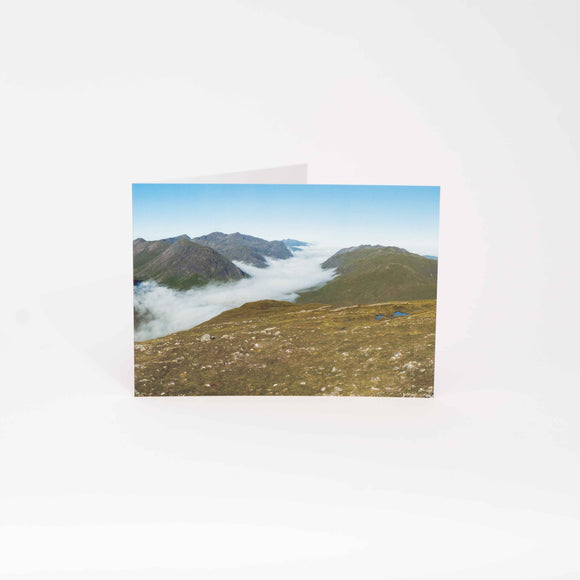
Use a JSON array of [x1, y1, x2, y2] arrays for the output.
[[133, 184, 439, 397]]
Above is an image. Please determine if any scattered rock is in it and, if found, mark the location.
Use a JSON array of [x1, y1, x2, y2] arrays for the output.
[[402, 361, 420, 371], [134, 299, 436, 398]]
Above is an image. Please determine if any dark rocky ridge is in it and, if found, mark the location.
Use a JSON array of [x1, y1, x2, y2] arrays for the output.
[[192, 232, 292, 268], [133, 237, 249, 291]]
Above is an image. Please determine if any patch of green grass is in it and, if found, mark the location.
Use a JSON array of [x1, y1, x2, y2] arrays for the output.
[[297, 246, 437, 306]]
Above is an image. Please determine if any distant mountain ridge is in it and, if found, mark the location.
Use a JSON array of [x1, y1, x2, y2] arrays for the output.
[[283, 239, 309, 252], [133, 237, 249, 291], [192, 232, 292, 268], [296, 245, 437, 306]]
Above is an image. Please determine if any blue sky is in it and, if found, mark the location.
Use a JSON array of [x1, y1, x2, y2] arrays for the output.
[[133, 184, 440, 255]]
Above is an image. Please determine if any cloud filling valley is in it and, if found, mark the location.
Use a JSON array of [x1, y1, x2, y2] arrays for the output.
[[133, 244, 338, 341]]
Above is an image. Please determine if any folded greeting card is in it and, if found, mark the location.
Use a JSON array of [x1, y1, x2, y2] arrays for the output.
[[133, 183, 439, 397]]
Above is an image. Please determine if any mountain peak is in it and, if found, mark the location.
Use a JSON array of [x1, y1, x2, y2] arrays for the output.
[[133, 237, 249, 291], [296, 244, 437, 306], [192, 232, 292, 268], [160, 234, 191, 244]]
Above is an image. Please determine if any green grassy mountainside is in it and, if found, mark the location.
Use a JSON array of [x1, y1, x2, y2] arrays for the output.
[[133, 237, 249, 291], [296, 245, 437, 306], [135, 299, 436, 397], [192, 232, 292, 268]]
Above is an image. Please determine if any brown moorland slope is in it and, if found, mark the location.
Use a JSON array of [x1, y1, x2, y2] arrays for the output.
[[134, 299, 436, 397]]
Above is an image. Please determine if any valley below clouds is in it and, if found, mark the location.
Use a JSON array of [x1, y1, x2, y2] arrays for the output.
[[133, 243, 338, 341]]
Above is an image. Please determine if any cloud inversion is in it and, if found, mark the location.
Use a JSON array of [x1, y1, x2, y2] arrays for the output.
[[133, 244, 338, 341]]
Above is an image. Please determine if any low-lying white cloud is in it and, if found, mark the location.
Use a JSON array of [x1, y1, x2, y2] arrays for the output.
[[134, 243, 338, 341]]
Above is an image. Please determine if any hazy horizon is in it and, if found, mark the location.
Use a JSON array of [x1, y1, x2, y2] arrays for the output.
[[133, 184, 440, 256]]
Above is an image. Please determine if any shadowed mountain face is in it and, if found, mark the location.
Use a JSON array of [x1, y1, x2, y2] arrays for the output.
[[133, 237, 249, 291], [192, 232, 292, 268], [296, 245, 437, 306]]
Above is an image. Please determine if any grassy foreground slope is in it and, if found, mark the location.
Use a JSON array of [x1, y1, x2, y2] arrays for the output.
[[296, 246, 437, 306], [134, 299, 436, 397]]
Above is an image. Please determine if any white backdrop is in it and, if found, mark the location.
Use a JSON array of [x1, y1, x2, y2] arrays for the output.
[[1, 1, 579, 578]]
